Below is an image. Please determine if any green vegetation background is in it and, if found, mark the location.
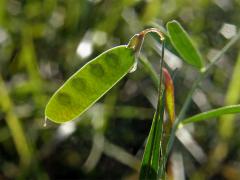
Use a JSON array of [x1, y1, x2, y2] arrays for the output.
[[0, 0, 240, 179]]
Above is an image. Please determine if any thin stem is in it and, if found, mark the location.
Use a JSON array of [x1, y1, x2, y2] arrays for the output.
[[127, 28, 165, 55], [202, 31, 240, 74], [158, 40, 166, 179], [139, 28, 165, 41], [156, 41, 165, 110], [164, 30, 240, 168]]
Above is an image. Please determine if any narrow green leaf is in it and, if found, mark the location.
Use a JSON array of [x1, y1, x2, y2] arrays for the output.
[[140, 92, 165, 180], [0, 75, 32, 166], [219, 53, 240, 138], [45, 46, 135, 123], [167, 20, 204, 69], [181, 105, 240, 125], [139, 38, 166, 179]]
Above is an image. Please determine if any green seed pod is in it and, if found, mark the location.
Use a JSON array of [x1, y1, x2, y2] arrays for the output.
[[45, 45, 135, 123]]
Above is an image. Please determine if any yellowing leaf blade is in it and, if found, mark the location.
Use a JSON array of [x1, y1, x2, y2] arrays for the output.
[[163, 68, 175, 125]]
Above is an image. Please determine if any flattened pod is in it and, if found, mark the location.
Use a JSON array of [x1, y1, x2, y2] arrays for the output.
[[45, 45, 135, 123]]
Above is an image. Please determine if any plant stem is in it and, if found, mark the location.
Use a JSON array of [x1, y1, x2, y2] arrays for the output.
[[202, 31, 240, 74], [134, 28, 165, 179], [128, 28, 165, 56], [0, 75, 32, 166], [164, 30, 240, 168]]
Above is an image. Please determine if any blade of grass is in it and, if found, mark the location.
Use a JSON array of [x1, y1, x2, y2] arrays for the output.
[[140, 92, 165, 179], [219, 53, 240, 139], [0, 75, 32, 166], [140, 41, 165, 179], [180, 105, 240, 125], [103, 139, 141, 171]]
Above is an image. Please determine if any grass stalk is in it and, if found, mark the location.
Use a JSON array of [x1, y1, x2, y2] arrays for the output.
[[0, 75, 32, 166]]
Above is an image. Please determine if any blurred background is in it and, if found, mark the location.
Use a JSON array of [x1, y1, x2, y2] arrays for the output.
[[0, 0, 240, 179]]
